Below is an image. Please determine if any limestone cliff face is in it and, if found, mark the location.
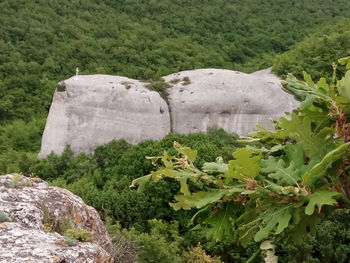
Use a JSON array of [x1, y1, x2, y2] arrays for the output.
[[39, 75, 170, 157], [0, 174, 114, 263], [164, 68, 298, 135], [39, 69, 298, 157]]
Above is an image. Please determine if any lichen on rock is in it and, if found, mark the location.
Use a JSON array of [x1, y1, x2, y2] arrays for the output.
[[0, 174, 115, 263]]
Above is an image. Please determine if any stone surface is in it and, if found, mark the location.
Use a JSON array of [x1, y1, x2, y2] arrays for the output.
[[39, 69, 298, 156], [0, 174, 114, 263], [163, 68, 298, 136], [39, 75, 170, 157]]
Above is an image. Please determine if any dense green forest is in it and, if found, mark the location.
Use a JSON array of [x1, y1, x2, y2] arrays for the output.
[[273, 18, 350, 80], [2, 0, 350, 261], [2, 0, 350, 174], [1, 0, 350, 121]]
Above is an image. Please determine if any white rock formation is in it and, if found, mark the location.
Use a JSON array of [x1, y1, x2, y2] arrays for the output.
[[39, 69, 298, 157], [39, 75, 170, 157], [163, 68, 298, 136]]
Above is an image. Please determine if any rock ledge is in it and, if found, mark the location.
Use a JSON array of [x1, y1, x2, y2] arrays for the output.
[[0, 174, 114, 263]]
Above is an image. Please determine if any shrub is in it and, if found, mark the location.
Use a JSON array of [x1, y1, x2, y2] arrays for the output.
[[145, 78, 170, 100], [110, 219, 184, 263], [64, 236, 78, 246], [182, 76, 191, 85], [63, 228, 93, 242], [169, 78, 181, 84], [0, 211, 9, 223], [182, 245, 223, 263], [5, 180, 19, 188]]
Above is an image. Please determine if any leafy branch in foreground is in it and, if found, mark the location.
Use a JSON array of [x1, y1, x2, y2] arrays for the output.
[[131, 57, 350, 260]]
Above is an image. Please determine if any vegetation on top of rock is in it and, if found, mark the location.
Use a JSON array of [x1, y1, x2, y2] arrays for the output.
[[63, 228, 93, 242], [64, 236, 78, 247], [0, 211, 9, 223], [145, 78, 171, 100]]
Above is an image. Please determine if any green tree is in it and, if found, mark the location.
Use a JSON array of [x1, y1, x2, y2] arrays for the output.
[[133, 58, 350, 260]]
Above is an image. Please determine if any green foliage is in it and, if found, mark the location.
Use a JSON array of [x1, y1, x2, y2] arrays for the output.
[[4, 180, 19, 188], [41, 206, 74, 235], [30, 130, 243, 261], [182, 76, 191, 85], [227, 148, 261, 179], [94, 139, 131, 169], [0, 211, 9, 223], [145, 78, 171, 100], [42, 206, 55, 232], [109, 219, 183, 263], [3, 1, 350, 261], [273, 18, 350, 80], [32, 129, 239, 233], [5, 0, 341, 184], [304, 191, 340, 215], [30, 146, 89, 183], [182, 245, 223, 263], [64, 236, 78, 246], [133, 61, 350, 256], [0, 119, 44, 174], [1, 0, 350, 123], [261, 157, 300, 186], [63, 228, 93, 242], [277, 210, 350, 263]]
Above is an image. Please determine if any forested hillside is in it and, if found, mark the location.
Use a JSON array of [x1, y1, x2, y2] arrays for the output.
[[273, 18, 350, 80], [1, 0, 350, 121], [2, 0, 350, 262], [2, 0, 350, 175]]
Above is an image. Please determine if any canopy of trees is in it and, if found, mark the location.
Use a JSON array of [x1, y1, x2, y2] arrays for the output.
[[273, 18, 350, 80], [2, 0, 350, 261], [1, 0, 350, 121]]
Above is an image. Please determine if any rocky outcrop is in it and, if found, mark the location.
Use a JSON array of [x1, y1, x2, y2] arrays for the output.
[[163, 68, 298, 135], [39, 69, 298, 157], [39, 75, 170, 157], [0, 174, 114, 263]]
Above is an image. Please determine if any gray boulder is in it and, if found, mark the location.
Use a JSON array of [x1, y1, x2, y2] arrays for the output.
[[163, 68, 298, 136], [39, 69, 298, 157], [0, 174, 115, 263], [39, 75, 170, 157]]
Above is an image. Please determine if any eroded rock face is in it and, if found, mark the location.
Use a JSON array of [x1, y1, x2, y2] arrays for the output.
[[0, 174, 114, 263], [39, 75, 170, 157], [163, 68, 299, 136], [39, 69, 298, 156]]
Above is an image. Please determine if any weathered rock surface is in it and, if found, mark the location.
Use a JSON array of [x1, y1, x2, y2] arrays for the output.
[[0, 174, 114, 263], [163, 68, 298, 135], [39, 75, 170, 157], [39, 69, 298, 156]]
